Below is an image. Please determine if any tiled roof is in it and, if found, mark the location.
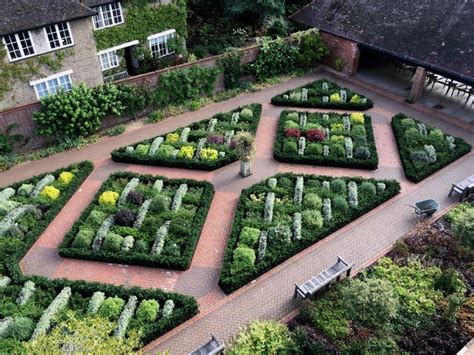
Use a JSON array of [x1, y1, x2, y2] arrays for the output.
[[81, 0, 117, 7], [0, 0, 96, 36], [291, 0, 474, 85]]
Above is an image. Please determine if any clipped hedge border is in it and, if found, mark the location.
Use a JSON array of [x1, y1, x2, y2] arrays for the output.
[[111, 104, 262, 170], [274, 111, 379, 170], [59, 171, 214, 270], [218, 173, 400, 294], [2, 161, 94, 279], [26, 276, 198, 345], [391, 113, 472, 182], [271, 79, 374, 110]]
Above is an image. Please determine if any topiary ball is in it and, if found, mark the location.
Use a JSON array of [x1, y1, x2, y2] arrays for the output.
[[127, 191, 145, 206], [113, 209, 136, 227]]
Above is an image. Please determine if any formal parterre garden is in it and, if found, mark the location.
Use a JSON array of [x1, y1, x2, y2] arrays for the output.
[[111, 104, 262, 170], [59, 172, 213, 270], [274, 110, 379, 169], [227, 202, 474, 354], [219, 173, 400, 293], [271, 79, 374, 110], [392, 113, 471, 182], [0, 166, 198, 352]]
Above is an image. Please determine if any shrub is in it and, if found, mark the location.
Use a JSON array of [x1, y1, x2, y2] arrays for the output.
[[4, 317, 34, 341], [135, 144, 150, 156], [207, 134, 224, 145], [239, 227, 260, 248], [201, 148, 218, 160], [330, 135, 344, 144], [103, 233, 124, 252], [410, 150, 430, 163], [284, 120, 299, 129], [330, 179, 347, 193], [72, 229, 94, 249], [349, 94, 361, 104], [352, 125, 366, 137], [114, 209, 136, 227], [284, 128, 301, 138], [240, 108, 253, 120], [269, 224, 292, 244], [87, 209, 106, 225], [177, 146, 195, 160], [156, 144, 176, 158], [294, 29, 329, 68], [404, 128, 422, 146], [150, 195, 171, 213], [126, 191, 145, 206], [333, 196, 349, 212], [166, 133, 179, 143], [58, 171, 74, 185], [227, 321, 294, 354], [304, 193, 322, 209], [98, 296, 125, 319], [350, 112, 365, 124], [283, 141, 298, 154], [401, 118, 416, 128], [305, 129, 325, 142], [302, 210, 323, 228], [40, 186, 60, 200], [230, 246, 256, 276], [136, 299, 159, 323], [434, 268, 465, 296], [359, 182, 376, 196], [278, 177, 293, 189], [451, 206, 474, 249], [354, 146, 371, 160], [331, 144, 345, 158], [286, 112, 299, 122], [330, 93, 341, 103], [99, 191, 119, 206], [305, 143, 322, 155]]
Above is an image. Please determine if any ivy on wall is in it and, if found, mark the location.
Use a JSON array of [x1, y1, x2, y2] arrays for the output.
[[0, 48, 72, 101], [93, 1, 188, 51]]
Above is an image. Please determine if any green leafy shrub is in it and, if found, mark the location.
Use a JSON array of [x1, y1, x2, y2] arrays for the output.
[[240, 108, 253, 120], [72, 229, 94, 249], [98, 296, 125, 319], [3, 317, 34, 341], [303, 193, 322, 209], [102, 233, 124, 252], [239, 227, 260, 247], [135, 144, 150, 156], [354, 146, 371, 160], [150, 195, 171, 213], [136, 299, 159, 323], [359, 182, 376, 196], [331, 144, 345, 158], [230, 246, 256, 276], [294, 29, 329, 68], [227, 321, 294, 354], [434, 268, 466, 296], [283, 141, 298, 154], [330, 179, 347, 194], [332, 196, 349, 212], [305, 143, 322, 155], [302, 210, 323, 228], [451, 205, 474, 249]]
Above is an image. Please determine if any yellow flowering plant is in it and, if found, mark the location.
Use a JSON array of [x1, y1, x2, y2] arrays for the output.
[[350, 112, 365, 125], [330, 135, 345, 144], [166, 133, 179, 143], [178, 146, 195, 160], [99, 191, 119, 206], [201, 148, 219, 161], [58, 171, 75, 185], [40, 185, 61, 200], [330, 93, 341, 103]]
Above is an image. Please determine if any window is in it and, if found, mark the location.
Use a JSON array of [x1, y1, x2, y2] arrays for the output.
[[3, 31, 35, 61], [93, 2, 124, 30], [99, 51, 119, 71], [45, 22, 73, 49], [148, 30, 176, 58], [30, 71, 73, 99]]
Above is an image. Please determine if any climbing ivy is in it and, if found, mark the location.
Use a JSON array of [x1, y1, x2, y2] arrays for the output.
[[93, 1, 188, 51], [0, 48, 72, 101]]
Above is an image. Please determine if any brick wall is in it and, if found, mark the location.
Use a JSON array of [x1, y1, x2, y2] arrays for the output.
[[320, 32, 360, 76], [0, 45, 260, 151]]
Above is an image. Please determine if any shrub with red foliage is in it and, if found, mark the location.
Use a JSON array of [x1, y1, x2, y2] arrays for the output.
[[285, 128, 301, 138], [305, 129, 325, 142]]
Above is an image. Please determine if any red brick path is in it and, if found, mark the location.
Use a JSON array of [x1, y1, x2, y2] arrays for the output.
[[1, 70, 473, 354]]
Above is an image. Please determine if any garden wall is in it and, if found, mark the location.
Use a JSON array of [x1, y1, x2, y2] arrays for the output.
[[320, 32, 360, 76], [0, 45, 260, 151]]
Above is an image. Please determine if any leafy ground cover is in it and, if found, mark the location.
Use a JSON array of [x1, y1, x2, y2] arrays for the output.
[[274, 110, 378, 169], [392, 113, 471, 182], [59, 172, 214, 270], [111, 104, 262, 170], [271, 79, 374, 110], [219, 173, 400, 293]]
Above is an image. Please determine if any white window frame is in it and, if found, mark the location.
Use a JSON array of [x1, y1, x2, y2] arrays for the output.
[[99, 50, 119, 71], [44, 22, 74, 50], [2, 31, 36, 62], [148, 29, 176, 58], [93, 2, 124, 30], [30, 70, 73, 100]]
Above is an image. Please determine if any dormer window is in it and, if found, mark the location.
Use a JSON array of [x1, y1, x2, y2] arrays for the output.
[[45, 23, 73, 49], [93, 2, 124, 30], [3, 31, 35, 61]]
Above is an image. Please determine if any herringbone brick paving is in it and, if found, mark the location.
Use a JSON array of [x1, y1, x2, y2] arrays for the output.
[[1, 70, 472, 354]]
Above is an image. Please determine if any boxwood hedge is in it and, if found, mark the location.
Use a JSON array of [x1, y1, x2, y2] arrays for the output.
[[391, 113, 471, 182]]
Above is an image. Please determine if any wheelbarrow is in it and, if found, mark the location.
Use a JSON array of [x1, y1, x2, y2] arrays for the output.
[[408, 199, 440, 218]]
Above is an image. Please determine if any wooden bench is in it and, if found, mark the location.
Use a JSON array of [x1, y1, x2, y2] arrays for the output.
[[449, 175, 474, 202], [294, 256, 354, 299], [189, 334, 225, 355]]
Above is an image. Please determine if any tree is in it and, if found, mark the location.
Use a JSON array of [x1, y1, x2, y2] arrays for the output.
[[234, 131, 256, 177], [225, 0, 285, 24], [24, 311, 141, 354]]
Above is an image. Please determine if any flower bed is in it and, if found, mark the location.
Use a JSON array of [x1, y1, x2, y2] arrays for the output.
[[111, 104, 262, 170], [0, 161, 93, 279], [271, 79, 373, 110], [0, 278, 198, 352], [219, 173, 400, 293], [392, 114, 471, 182], [274, 111, 378, 169], [59, 172, 214, 270]]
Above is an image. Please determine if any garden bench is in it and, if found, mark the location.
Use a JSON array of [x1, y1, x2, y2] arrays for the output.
[[189, 333, 225, 355], [449, 175, 474, 201], [294, 256, 354, 299]]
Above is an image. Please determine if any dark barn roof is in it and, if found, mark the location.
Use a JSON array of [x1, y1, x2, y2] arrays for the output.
[[81, 0, 117, 7], [291, 0, 474, 85], [0, 0, 95, 36]]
